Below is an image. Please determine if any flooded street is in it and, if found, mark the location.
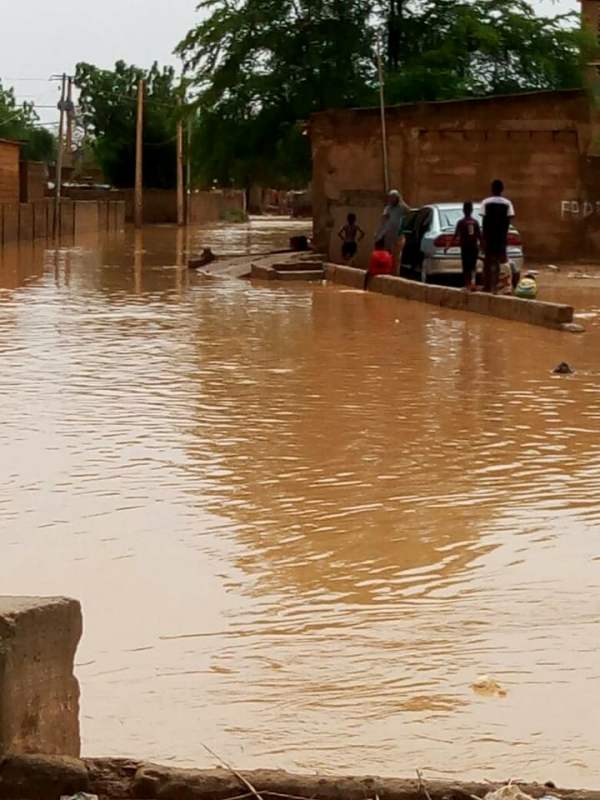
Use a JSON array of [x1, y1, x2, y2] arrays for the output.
[[1, 218, 600, 785]]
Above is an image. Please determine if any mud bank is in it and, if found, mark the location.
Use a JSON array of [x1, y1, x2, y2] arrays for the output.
[[1, 756, 599, 800]]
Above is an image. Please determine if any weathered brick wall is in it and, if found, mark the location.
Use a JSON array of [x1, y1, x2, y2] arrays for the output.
[[311, 89, 594, 262], [0, 141, 20, 205], [19, 161, 47, 202]]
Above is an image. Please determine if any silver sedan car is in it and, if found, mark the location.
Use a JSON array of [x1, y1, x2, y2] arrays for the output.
[[400, 202, 524, 283]]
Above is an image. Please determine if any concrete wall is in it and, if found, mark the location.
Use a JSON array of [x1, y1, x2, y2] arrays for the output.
[[19, 161, 47, 202], [0, 140, 21, 205], [0, 596, 82, 757], [311, 89, 597, 263], [0, 200, 125, 247], [188, 190, 246, 223], [64, 188, 246, 224]]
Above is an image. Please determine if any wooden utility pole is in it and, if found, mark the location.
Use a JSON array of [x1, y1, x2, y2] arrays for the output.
[[176, 100, 185, 226], [134, 79, 144, 229], [186, 117, 192, 225], [53, 73, 67, 237], [66, 76, 74, 153], [376, 37, 390, 193]]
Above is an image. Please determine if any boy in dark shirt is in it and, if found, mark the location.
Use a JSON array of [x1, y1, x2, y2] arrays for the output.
[[447, 201, 481, 289]]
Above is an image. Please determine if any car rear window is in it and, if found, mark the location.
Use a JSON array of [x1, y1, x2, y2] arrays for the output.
[[439, 206, 483, 230]]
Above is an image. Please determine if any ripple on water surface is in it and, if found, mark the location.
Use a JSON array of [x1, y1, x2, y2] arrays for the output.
[[1, 221, 600, 784]]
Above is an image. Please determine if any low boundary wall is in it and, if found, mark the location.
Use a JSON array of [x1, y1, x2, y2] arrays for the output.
[[0, 200, 125, 247], [63, 188, 245, 224], [323, 263, 577, 331]]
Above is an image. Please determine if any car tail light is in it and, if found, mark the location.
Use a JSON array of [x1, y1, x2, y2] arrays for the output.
[[507, 232, 521, 247], [434, 234, 455, 248]]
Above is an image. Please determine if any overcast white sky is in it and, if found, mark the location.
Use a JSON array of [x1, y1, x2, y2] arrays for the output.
[[0, 0, 580, 127]]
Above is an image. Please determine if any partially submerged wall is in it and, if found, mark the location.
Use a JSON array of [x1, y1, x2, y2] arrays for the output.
[[0, 200, 125, 247], [0, 597, 82, 757], [63, 188, 246, 224], [310, 89, 596, 264]]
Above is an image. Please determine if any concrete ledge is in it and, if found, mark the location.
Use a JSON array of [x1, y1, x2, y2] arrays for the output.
[[275, 269, 324, 281], [251, 264, 277, 280], [0, 757, 598, 800], [0, 596, 82, 757], [365, 273, 574, 330], [324, 262, 367, 288]]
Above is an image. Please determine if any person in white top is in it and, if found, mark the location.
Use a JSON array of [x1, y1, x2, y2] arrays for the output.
[[480, 179, 515, 293]]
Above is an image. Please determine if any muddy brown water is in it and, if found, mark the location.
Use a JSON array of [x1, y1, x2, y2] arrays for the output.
[[1, 219, 600, 785]]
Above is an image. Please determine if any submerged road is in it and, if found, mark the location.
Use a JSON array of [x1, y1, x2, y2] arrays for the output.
[[1, 217, 599, 784]]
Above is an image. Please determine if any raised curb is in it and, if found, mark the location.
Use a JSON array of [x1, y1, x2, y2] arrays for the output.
[[324, 264, 577, 331]]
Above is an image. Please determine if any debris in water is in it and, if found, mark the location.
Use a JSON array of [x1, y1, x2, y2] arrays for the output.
[[484, 786, 534, 800], [567, 271, 596, 279], [553, 362, 574, 374], [61, 794, 99, 800], [547, 264, 560, 272], [189, 248, 216, 269], [471, 675, 507, 697]]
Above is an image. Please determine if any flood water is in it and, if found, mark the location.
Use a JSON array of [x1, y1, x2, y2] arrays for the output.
[[1, 218, 600, 786]]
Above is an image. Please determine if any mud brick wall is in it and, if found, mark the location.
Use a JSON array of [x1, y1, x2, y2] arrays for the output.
[[311, 89, 595, 263], [0, 141, 20, 205], [19, 161, 47, 203], [74, 201, 99, 235], [0, 596, 82, 757]]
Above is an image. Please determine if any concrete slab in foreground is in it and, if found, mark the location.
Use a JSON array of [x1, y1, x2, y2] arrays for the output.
[[0, 596, 82, 757]]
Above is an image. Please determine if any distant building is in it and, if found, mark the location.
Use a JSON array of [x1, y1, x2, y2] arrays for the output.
[[309, 2, 600, 264], [0, 139, 21, 205]]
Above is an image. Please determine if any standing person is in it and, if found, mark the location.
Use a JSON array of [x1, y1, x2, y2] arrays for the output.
[[338, 212, 365, 262], [446, 201, 481, 290], [376, 189, 410, 274], [480, 179, 515, 293]]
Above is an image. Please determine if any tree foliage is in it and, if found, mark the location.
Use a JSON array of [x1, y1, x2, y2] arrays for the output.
[[178, 0, 591, 188], [75, 61, 181, 188], [382, 0, 593, 104], [0, 80, 56, 163], [177, 0, 375, 188]]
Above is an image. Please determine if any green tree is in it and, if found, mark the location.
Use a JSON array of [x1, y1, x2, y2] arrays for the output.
[[179, 0, 590, 187], [177, 0, 375, 188], [75, 61, 181, 188], [0, 80, 56, 162], [381, 0, 593, 104]]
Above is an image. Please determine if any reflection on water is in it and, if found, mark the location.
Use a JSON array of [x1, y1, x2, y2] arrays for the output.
[[1, 219, 600, 785]]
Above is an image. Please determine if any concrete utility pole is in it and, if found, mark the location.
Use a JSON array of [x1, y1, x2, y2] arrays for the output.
[[176, 99, 185, 227], [376, 36, 390, 194], [53, 73, 67, 237], [134, 79, 144, 229]]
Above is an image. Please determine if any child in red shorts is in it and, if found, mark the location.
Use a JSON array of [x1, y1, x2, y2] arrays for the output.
[[368, 238, 394, 275]]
